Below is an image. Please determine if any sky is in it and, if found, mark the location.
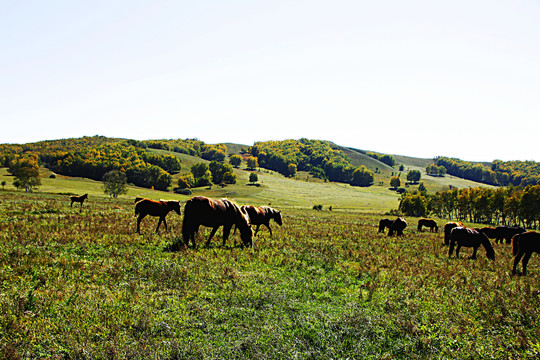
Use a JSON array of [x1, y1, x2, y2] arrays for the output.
[[1, 1, 539, 162]]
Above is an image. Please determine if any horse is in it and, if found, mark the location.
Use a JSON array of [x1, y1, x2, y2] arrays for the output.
[[182, 196, 253, 248], [494, 226, 525, 244], [511, 231, 540, 275], [134, 199, 181, 234], [417, 218, 438, 232], [444, 222, 463, 245], [448, 227, 495, 260], [388, 217, 407, 236], [70, 194, 88, 209], [134, 197, 145, 203], [478, 227, 499, 241], [378, 218, 394, 234], [240, 205, 282, 236]]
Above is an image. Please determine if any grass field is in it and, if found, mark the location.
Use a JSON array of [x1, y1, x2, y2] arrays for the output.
[[0, 190, 539, 359]]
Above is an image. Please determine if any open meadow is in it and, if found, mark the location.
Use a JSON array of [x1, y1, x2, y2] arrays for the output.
[[1, 190, 539, 359]]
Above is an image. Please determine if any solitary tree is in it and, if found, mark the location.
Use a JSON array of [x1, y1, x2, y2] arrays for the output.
[[9, 156, 41, 192], [102, 170, 128, 198], [229, 154, 242, 168], [249, 172, 259, 184], [407, 170, 422, 184], [287, 163, 297, 177], [390, 176, 401, 189], [246, 156, 258, 170]]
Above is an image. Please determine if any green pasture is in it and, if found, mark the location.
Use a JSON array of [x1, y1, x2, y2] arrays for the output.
[[0, 191, 538, 358]]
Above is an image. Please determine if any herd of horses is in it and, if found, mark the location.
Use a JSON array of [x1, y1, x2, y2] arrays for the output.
[[379, 216, 540, 275], [68, 193, 538, 275]]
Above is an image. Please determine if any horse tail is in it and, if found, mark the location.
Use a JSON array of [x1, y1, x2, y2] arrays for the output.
[[134, 201, 141, 216], [512, 234, 521, 256]]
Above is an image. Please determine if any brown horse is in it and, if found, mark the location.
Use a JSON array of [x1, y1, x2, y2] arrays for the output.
[[388, 217, 407, 236], [134, 199, 181, 234], [182, 196, 253, 248], [240, 205, 282, 236], [378, 218, 393, 234], [449, 227, 495, 260], [512, 231, 540, 275], [70, 194, 88, 209], [444, 222, 463, 245], [417, 218, 438, 232]]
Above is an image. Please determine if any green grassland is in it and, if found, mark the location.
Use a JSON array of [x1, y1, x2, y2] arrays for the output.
[[0, 146, 535, 358], [0, 191, 538, 358]]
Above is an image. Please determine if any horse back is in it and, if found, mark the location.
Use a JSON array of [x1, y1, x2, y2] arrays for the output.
[[512, 231, 540, 255]]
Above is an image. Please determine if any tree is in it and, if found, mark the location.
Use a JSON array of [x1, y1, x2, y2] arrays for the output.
[[222, 171, 237, 184], [209, 161, 234, 184], [390, 176, 401, 189], [249, 173, 258, 184], [229, 154, 242, 168], [407, 170, 421, 184], [191, 163, 212, 187], [351, 166, 374, 187], [102, 170, 128, 198], [177, 174, 195, 189], [9, 155, 41, 192], [287, 163, 297, 177], [246, 156, 258, 170], [418, 182, 427, 193], [1, 180, 5, 190], [399, 193, 428, 217]]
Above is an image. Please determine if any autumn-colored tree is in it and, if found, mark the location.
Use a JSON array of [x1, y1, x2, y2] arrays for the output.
[[229, 154, 242, 168]]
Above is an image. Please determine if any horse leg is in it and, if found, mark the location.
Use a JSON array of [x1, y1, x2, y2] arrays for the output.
[[137, 214, 146, 234], [156, 217, 166, 233], [254, 224, 261, 236], [470, 246, 478, 259], [205, 227, 220, 247], [222, 225, 232, 246], [456, 245, 461, 258], [521, 252, 532, 275], [265, 223, 273, 237], [513, 250, 525, 274]]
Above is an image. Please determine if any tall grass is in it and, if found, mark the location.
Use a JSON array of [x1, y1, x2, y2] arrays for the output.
[[0, 191, 538, 359]]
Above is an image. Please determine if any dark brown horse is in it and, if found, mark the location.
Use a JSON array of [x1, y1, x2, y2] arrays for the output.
[[417, 218, 438, 232], [388, 217, 407, 236], [449, 227, 495, 260], [512, 231, 540, 275], [182, 196, 253, 248], [378, 218, 393, 234], [494, 226, 526, 244], [134, 199, 181, 234], [70, 194, 88, 209], [240, 205, 282, 236], [444, 222, 463, 245]]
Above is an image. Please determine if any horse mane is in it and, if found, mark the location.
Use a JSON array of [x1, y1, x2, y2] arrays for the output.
[[221, 198, 251, 226]]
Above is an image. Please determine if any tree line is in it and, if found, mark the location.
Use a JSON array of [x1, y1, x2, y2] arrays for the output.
[[430, 157, 540, 187], [399, 185, 540, 229], [247, 139, 374, 186]]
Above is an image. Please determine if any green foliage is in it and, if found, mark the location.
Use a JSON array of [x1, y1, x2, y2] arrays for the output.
[[190, 163, 212, 187], [398, 192, 428, 217], [8, 154, 41, 192], [201, 144, 228, 162], [229, 154, 242, 168], [390, 176, 401, 189], [366, 151, 396, 166], [435, 157, 497, 185], [102, 170, 128, 198], [249, 139, 374, 186], [287, 163, 297, 177], [142, 138, 204, 156], [246, 156, 258, 170], [249, 172, 259, 183], [406, 170, 421, 183], [209, 161, 234, 184], [177, 173, 195, 189], [351, 166, 374, 187], [426, 163, 446, 177]]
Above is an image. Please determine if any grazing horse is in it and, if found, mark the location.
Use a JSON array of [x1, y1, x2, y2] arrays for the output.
[[70, 194, 88, 209], [417, 218, 438, 232], [479, 227, 499, 241], [182, 196, 253, 248], [449, 227, 495, 260], [388, 217, 407, 236], [444, 222, 463, 245], [240, 205, 282, 236], [134, 199, 181, 234], [494, 226, 525, 244], [512, 231, 540, 275], [378, 218, 394, 234]]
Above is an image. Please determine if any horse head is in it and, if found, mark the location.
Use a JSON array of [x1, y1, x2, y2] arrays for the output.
[[480, 232, 495, 260], [272, 208, 283, 226], [169, 200, 181, 215]]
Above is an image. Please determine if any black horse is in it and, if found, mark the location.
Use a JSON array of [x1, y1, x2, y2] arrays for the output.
[[388, 217, 407, 236], [512, 231, 540, 275], [378, 218, 394, 234]]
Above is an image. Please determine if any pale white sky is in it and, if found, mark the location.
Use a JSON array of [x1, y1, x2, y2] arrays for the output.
[[1, 1, 539, 162]]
